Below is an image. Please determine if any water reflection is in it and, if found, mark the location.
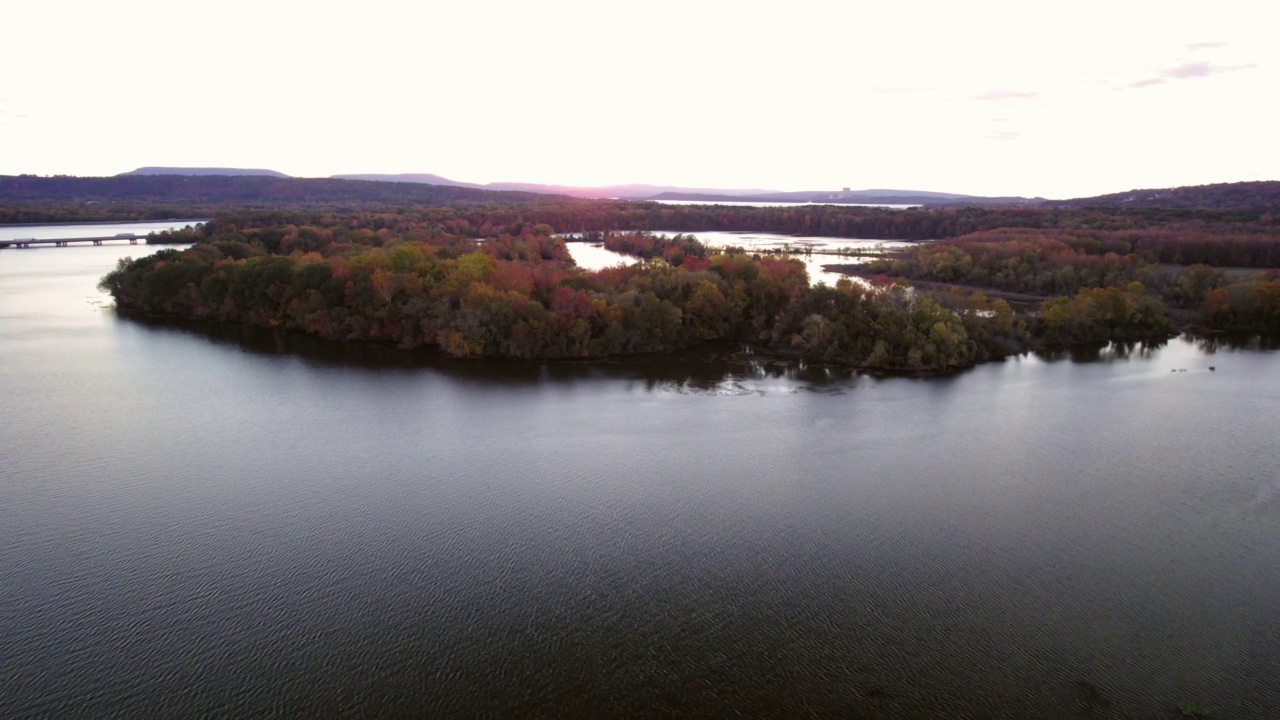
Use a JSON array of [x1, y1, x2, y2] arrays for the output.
[[1187, 331, 1280, 353], [119, 313, 873, 392], [125, 312, 1280, 399], [131, 309, 1250, 390], [10, 250, 1280, 719], [1033, 338, 1169, 364], [562, 230, 908, 287]]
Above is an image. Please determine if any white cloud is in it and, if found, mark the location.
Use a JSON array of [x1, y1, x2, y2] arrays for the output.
[[984, 130, 1021, 141], [2, 1, 1278, 198], [1130, 60, 1258, 87], [971, 91, 1043, 103]]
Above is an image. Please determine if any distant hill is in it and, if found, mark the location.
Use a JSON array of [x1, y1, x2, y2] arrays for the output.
[[5, 173, 1023, 210], [485, 182, 784, 200], [649, 190, 1040, 206], [121, 169, 1031, 206], [330, 174, 778, 200], [329, 173, 1044, 206], [327, 173, 1009, 203], [330, 173, 482, 188], [1054, 181, 1280, 211], [19, 172, 1279, 214], [120, 167, 292, 178], [0, 174, 567, 206]]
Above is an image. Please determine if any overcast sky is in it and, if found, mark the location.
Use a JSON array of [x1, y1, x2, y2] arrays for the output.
[[3, 1, 1276, 198]]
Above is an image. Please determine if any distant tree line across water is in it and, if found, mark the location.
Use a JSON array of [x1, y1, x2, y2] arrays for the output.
[[5, 174, 1280, 236], [90, 198, 1277, 372], [4, 174, 1276, 371], [102, 215, 1011, 371], [858, 224, 1279, 335]]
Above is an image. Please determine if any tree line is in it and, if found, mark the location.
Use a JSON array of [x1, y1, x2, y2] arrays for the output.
[[101, 215, 1056, 372], [67, 197, 1280, 370], [861, 228, 1279, 333]]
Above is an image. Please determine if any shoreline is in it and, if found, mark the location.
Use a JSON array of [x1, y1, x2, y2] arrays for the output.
[[111, 304, 1220, 379]]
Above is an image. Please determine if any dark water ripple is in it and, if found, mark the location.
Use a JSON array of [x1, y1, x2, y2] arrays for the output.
[[3, 245, 1280, 717]]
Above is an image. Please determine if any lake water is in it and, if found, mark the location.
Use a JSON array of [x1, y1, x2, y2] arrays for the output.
[[3, 228, 1280, 718], [566, 230, 909, 286], [651, 199, 919, 210]]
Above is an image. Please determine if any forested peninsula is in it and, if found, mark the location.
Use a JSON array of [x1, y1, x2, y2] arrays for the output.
[[5, 174, 1275, 372], [100, 213, 1017, 371], [82, 188, 1278, 373]]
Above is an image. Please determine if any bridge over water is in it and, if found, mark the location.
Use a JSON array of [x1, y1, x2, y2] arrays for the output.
[[0, 234, 149, 249]]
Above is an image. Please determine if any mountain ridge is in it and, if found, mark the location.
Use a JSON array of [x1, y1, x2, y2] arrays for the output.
[[112, 167, 1029, 204], [1052, 180, 1280, 211], [120, 167, 291, 178], [330, 174, 783, 200], [33, 168, 1280, 211], [327, 173, 1019, 204]]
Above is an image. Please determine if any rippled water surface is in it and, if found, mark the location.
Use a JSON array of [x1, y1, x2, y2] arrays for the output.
[[3, 236, 1279, 718]]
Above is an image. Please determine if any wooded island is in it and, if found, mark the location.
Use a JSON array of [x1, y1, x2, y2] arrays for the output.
[[83, 186, 1276, 373], [5, 174, 1274, 372]]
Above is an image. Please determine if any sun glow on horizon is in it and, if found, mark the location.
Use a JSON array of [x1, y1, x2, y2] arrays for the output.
[[3, 1, 1278, 200]]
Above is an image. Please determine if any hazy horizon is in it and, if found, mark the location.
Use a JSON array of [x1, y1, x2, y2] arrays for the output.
[[103, 168, 1021, 198], [17, 166, 1274, 203], [4, 1, 1277, 200]]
